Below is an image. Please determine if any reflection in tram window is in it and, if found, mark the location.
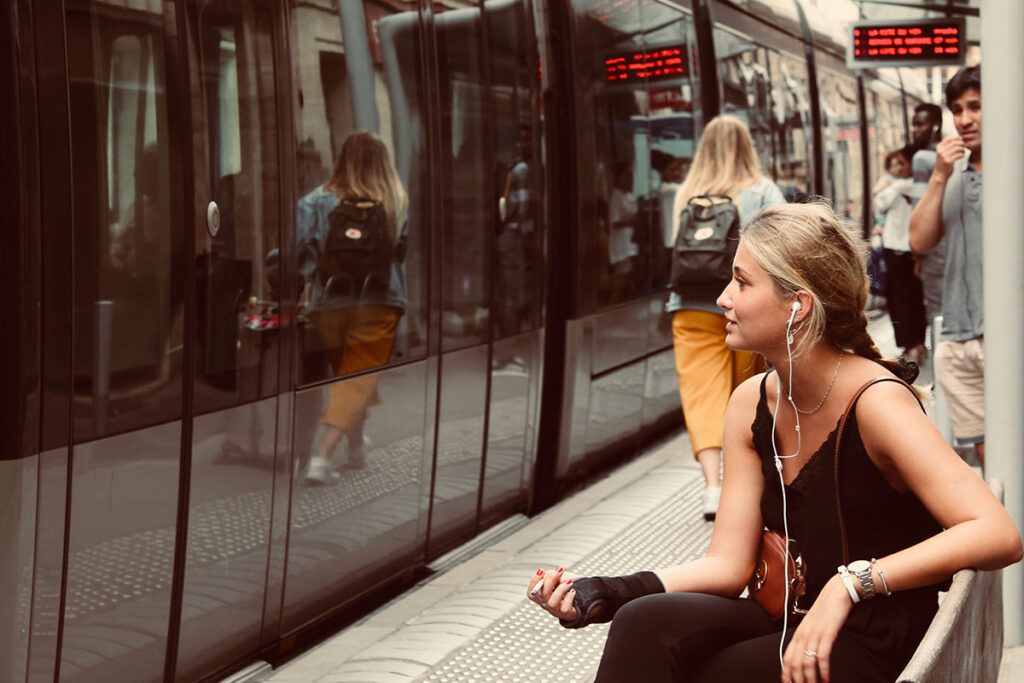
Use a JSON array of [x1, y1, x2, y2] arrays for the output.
[[292, 0, 426, 383], [67, 5, 179, 441], [715, 29, 773, 175], [642, 5, 697, 295], [436, 6, 490, 348], [195, 7, 281, 413], [297, 132, 409, 483], [868, 84, 907, 196], [767, 51, 813, 200], [819, 70, 864, 225]]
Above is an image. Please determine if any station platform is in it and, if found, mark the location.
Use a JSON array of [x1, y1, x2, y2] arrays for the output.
[[253, 312, 1022, 683]]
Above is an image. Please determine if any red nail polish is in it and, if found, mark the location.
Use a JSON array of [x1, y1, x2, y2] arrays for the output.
[[536, 568, 544, 576], [567, 579, 572, 584], [557, 567, 564, 573]]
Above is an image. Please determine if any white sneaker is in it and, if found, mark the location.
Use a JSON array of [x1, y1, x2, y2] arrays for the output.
[[304, 457, 339, 485], [703, 485, 722, 521]]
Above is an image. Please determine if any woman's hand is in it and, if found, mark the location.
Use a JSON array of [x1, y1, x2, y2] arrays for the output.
[[526, 567, 578, 622], [781, 574, 854, 683]]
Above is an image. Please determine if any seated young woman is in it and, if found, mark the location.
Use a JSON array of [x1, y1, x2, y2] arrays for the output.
[[526, 202, 1021, 683]]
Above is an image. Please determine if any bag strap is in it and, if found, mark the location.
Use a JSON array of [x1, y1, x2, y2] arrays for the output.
[[833, 376, 925, 563], [687, 193, 733, 205]]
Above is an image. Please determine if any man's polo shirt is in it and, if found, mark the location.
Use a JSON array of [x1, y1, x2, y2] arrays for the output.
[[939, 155, 983, 341]]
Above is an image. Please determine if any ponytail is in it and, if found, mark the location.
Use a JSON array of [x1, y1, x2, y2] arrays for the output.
[[838, 312, 919, 384]]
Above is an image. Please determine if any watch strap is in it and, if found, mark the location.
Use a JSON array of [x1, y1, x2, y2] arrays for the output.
[[851, 561, 876, 599], [837, 565, 860, 604]]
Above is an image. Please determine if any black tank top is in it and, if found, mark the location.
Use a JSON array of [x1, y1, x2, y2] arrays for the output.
[[752, 374, 948, 676]]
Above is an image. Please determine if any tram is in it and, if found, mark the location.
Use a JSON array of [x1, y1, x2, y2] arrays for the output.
[[0, 0, 921, 680]]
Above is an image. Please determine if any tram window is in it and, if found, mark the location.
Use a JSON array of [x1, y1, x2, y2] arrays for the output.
[[66, 3, 180, 440], [571, 0, 653, 310], [194, 4, 281, 413], [715, 30, 773, 174], [868, 86, 905, 191], [487, 0, 545, 337], [290, 1, 427, 384], [819, 70, 864, 226], [435, 5, 491, 350], [640, 5, 697, 297], [767, 51, 813, 201]]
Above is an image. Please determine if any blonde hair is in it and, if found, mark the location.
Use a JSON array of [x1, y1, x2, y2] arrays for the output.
[[740, 202, 902, 375], [672, 115, 766, 242], [677, 114, 763, 198], [325, 131, 408, 240]]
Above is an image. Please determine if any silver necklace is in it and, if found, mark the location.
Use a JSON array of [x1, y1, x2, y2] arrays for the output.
[[794, 353, 845, 415]]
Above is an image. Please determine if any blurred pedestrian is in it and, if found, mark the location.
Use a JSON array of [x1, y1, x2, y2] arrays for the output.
[[910, 65, 985, 470], [667, 115, 785, 519], [297, 131, 409, 482], [874, 147, 926, 362]]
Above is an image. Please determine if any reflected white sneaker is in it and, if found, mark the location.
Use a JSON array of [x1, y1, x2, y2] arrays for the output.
[[703, 485, 721, 521], [304, 457, 339, 484]]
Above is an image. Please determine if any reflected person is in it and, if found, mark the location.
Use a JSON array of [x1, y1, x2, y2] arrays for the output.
[[297, 131, 409, 483]]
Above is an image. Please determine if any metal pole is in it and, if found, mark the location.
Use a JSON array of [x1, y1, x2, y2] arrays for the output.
[[981, 0, 1024, 647], [338, 1, 380, 132], [93, 300, 113, 436]]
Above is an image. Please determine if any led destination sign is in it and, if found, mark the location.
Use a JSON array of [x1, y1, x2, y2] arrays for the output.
[[604, 47, 688, 83], [847, 17, 966, 69]]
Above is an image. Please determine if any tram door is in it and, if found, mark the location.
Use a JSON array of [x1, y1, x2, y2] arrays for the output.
[[174, 0, 285, 679], [426, 0, 544, 556]]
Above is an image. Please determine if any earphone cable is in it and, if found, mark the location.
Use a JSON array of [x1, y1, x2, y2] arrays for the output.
[[770, 310, 802, 667]]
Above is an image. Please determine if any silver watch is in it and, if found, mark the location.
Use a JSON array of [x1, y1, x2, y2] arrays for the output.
[[848, 560, 876, 600]]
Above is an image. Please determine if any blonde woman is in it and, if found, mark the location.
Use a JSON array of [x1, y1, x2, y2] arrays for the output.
[[668, 115, 785, 519], [528, 202, 1021, 682], [297, 131, 409, 482]]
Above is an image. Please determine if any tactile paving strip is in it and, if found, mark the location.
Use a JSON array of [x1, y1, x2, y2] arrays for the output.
[[421, 473, 710, 683]]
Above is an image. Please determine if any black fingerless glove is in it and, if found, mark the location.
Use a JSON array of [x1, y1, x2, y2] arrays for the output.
[[559, 571, 665, 629]]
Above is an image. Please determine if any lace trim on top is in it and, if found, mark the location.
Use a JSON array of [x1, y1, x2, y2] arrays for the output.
[[752, 381, 844, 493]]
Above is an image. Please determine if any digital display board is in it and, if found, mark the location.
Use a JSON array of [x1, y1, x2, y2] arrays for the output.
[[847, 17, 966, 69], [604, 46, 688, 83]]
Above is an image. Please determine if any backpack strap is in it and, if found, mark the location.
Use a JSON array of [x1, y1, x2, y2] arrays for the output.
[[833, 376, 925, 563]]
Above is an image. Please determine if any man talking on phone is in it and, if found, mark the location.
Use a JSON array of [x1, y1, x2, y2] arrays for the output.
[[910, 65, 985, 470]]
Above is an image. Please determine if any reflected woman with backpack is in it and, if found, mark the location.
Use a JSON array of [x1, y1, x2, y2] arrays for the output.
[[667, 115, 785, 519], [297, 130, 409, 483]]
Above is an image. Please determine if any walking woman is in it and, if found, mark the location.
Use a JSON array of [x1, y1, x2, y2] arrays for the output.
[[528, 202, 1021, 682], [298, 131, 408, 481], [668, 115, 786, 519]]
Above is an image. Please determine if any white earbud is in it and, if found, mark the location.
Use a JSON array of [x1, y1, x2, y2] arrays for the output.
[[787, 301, 801, 343]]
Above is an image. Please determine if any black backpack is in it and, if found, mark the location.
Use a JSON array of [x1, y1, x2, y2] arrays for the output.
[[670, 193, 740, 293], [320, 196, 393, 302]]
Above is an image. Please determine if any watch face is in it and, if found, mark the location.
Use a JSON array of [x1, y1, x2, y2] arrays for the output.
[[849, 560, 871, 573]]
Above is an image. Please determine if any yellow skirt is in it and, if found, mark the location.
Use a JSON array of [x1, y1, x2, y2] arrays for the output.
[[672, 310, 762, 455], [310, 305, 400, 432]]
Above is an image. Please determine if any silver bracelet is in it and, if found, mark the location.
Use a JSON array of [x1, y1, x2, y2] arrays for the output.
[[871, 559, 892, 596]]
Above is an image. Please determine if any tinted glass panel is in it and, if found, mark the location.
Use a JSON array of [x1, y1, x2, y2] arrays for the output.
[[66, 3, 180, 441], [488, 0, 545, 338], [641, 4, 696, 296], [715, 30, 773, 174], [571, 0, 649, 309], [819, 70, 864, 225], [194, 0, 280, 413], [292, 1, 427, 384], [767, 50, 813, 200], [437, 4, 491, 349]]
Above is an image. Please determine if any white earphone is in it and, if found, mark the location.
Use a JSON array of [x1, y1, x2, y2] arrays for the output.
[[787, 301, 801, 343], [773, 297, 804, 665]]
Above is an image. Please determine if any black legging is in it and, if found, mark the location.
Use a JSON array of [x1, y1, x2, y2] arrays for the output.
[[883, 249, 927, 350], [594, 593, 895, 683]]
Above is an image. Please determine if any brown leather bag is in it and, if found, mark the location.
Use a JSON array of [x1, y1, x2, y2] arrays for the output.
[[748, 528, 807, 621]]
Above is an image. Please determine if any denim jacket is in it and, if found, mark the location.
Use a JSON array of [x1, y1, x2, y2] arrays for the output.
[[296, 186, 407, 311]]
